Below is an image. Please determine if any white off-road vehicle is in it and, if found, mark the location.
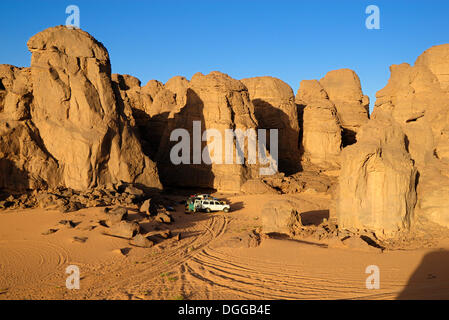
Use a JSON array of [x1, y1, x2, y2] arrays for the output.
[[194, 199, 230, 213]]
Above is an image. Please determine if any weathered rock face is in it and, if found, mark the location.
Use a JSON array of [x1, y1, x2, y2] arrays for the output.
[[261, 199, 302, 235], [336, 113, 417, 238], [374, 44, 449, 229], [296, 80, 342, 169], [0, 65, 60, 191], [27, 26, 161, 191], [0, 65, 32, 121], [0, 120, 61, 192], [295, 69, 370, 171], [415, 44, 449, 92], [240, 76, 301, 174], [149, 71, 261, 192], [320, 69, 370, 145], [112, 74, 149, 127]]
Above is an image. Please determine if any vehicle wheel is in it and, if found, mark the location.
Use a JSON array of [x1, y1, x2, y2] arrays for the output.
[[223, 208, 229, 213], [206, 208, 211, 213]]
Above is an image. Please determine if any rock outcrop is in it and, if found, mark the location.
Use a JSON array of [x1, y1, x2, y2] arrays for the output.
[[0, 65, 32, 121], [373, 44, 449, 229], [296, 80, 342, 169], [336, 113, 417, 238], [319, 69, 370, 145], [26, 26, 161, 191], [0, 65, 60, 191], [295, 69, 370, 171], [141, 71, 262, 192], [3, 24, 449, 238], [241, 76, 301, 174]]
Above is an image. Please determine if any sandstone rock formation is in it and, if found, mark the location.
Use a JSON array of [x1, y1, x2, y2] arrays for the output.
[[26, 26, 161, 191], [295, 69, 370, 171], [141, 71, 262, 192], [319, 69, 370, 145], [3, 24, 449, 241], [0, 65, 60, 191], [0, 65, 32, 121], [373, 44, 449, 229], [112, 74, 148, 127], [261, 199, 302, 235], [296, 80, 342, 169], [0, 120, 60, 192], [336, 113, 417, 238], [241, 76, 301, 174]]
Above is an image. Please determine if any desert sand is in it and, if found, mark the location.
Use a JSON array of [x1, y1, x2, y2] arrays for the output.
[[1, 193, 448, 300]]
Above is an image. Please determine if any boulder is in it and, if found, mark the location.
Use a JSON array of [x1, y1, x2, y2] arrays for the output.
[[105, 206, 128, 226], [261, 199, 302, 235], [155, 211, 173, 224], [107, 220, 139, 238], [139, 198, 151, 214], [130, 234, 154, 248]]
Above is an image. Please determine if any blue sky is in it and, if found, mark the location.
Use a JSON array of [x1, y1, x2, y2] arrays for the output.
[[1, 0, 448, 111]]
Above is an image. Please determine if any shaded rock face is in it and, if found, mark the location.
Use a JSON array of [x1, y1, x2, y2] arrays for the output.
[[240, 76, 301, 174], [127, 71, 262, 192], [296, 80, 342, 170], [373, 44, 449, 229], [336, 113, 417, 238], [0, 120, 60, 192], [163, 72, 260, 192], [26, 26, 161, 191]]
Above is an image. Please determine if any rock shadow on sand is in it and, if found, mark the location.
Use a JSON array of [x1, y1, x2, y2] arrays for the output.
[[397, 250, 449, 299]]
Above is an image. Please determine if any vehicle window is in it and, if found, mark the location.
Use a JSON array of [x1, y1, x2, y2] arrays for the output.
[[204, 201, 209, 205], [214, 201, 219, 205]]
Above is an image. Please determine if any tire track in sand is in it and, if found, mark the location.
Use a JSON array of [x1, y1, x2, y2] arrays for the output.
[[181, 247, 404, 299], [85, 214, 228, 298]]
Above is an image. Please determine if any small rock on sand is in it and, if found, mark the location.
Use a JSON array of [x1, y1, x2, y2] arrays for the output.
[[42, 228, 58, 235], [130, 234, 154, 248], [107, 221, 139, 239]]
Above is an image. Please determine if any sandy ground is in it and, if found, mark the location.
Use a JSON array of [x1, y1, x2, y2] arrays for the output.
[[1, 193, 449, 300]]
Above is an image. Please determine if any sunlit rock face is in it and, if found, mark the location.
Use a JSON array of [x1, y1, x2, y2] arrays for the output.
[[336, 113, 417, 238], [26, 26, 161, 190], [373, 44, 449, 229]]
